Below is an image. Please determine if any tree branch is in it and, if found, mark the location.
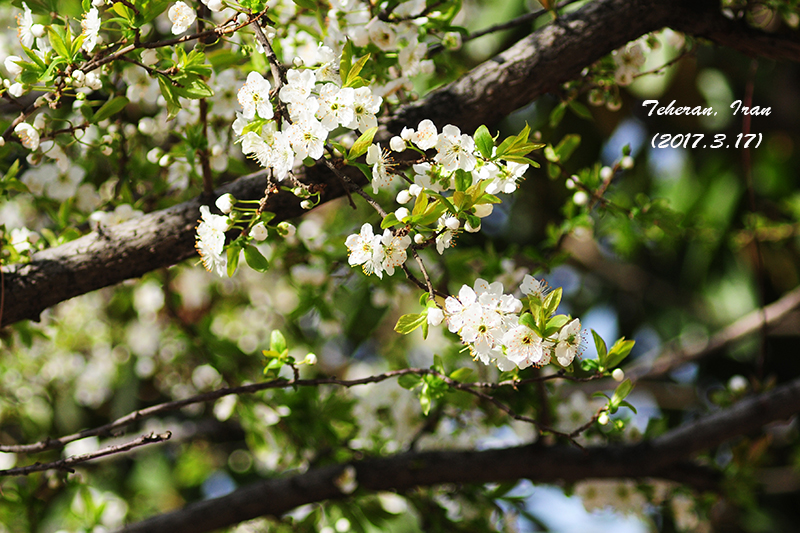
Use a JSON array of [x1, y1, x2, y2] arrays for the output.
[[3, 0, 799, 329], [116, 374, 800, 533]]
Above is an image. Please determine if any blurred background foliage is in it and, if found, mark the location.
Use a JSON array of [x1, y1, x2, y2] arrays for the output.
[[1, 0, 800, 531]]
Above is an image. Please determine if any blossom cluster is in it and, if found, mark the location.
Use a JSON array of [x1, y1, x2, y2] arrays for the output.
[[436, 276, 583, 372]]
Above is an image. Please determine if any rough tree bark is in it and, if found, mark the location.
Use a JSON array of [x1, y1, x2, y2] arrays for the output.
[[2, 0, 798, 329]]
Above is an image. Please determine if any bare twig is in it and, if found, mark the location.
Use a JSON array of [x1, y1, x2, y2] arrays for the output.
[[0, 432, 171, 477]]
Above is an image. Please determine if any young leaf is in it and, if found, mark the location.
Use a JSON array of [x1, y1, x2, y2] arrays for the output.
[[605, 338, 636, 369], [270, 330, 288, 354], [244, 245, 270, 272], [91, 96, 130, 123], [474, 124, 494, 159], [226, 245, 240, 277], [345, 53, 371, 87], [432, 355, 445, 374], [348, 127, 378, 160], [398, 373, 423, 390], [381, 212, 400, 229], [394, 313, 427, 334], [592, 329, 608, 365], [449, 367, 473, 382]]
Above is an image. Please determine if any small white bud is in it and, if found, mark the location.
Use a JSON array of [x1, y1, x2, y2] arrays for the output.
[[465, 219, 481, 233], [445, 217, 460, 231], [473, 204, 493, 218], [303, 353, 317, 365], [158, 154, 171, 167], [427, 307, 444, 326], [293, 57, 304, 67], [101, 145, 113, 156], [31, 24, 46, 38], [72, 70, 85, 87], [573, 191, 589, 206], [566, 175, 578, 189], [147, 148, 162, 164], [442, 31, 462, 51], [277, 221, 296, 238], [141, 48, 158, 66], [215, 193, 236, 214], [620, 156, 634, 169], [599, 166, 614, 180], [9, 82, 25, 97], [394, 207, 410, 221], [400, 127, 415, 141], [0, 137, 5, 147], [728, 375, 748, 393], [611, 368, 625, 382], [250, 222, 268, 241], [396, 189, 412, 204], [598, 412, 610, 425], [414, 233, 425, 244], [33, 114, 46, 130], [389, 136, 406, 152], [408, 184, 422, 197]]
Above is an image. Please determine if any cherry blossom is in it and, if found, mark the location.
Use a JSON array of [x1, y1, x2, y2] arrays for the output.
[[168, 1, 196, 35], [238, 72, 274, 120], [434, 124, 477, 172]]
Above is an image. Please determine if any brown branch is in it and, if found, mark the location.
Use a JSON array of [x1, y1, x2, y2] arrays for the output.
[[3, 0, 800, 329], [628, 284, 800, 381], [116, 374, 800, 533], [0, 432, 171, 477]]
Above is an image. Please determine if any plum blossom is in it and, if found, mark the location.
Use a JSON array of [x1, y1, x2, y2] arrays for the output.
[[16, 3, 39, 49], [14, 122, 39, 150], [380, 229, 411, 276], [195, 205, 231, 277], [239, 122, 294, 180], [168, 1, 196, 35], [554, 318, 582, 366], [435, 214, 458, 254], [347, 87, 382, 131], [613, 42, 646, 86], [238, 71, 273, 120], [434, 124, 477, 172], [286, 116, 327, 161], [521, 274, 549, 300], [81, 7, 102, 52], [366, 143, 393, 193], [503, 325, 549, 369], [345, 223, 385, 278], [413, 119, 438, 150], [279, 69, 316, 105], [316, 84, 355, 130]]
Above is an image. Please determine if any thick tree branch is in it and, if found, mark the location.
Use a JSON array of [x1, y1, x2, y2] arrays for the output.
[[116, 374, 800, 533], [2, 0, 798, 329]]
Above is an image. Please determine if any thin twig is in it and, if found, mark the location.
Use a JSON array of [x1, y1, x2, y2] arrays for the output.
[[0, 432, 171, 477], [0, 368, 596, 455]]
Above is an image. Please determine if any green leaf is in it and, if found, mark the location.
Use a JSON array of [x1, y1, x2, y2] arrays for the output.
[[47, 26, 70, 61], [542, 287, 562, 317], [348, 126, 377, 160], [605, 338, 635, 369], [158, 76, 182, 119], [518, 312, 536, 330], [568, 100, 593, 120], [611, 379, 634, 406], [91, 96, 129, 123], [474, 124, 494, 159], [454, 169, 471, 192], [270, 330, 288, 354], [226, 245, 240, 277], [381, 212, 400, 229], [549, 102, 566, 128], [412, 191, 429, 217], [398, 373, 423, 390], [432, 355, 445, 374], [394, 313, 427, 334], [345, 53, 371, 87], [339, 39, 355, 83], [448, 367, 473, 382], [244, 245, 270, 272], [554, 134, 581, 163], [419, 384, 432, 415], [592, 329, 608, 365]]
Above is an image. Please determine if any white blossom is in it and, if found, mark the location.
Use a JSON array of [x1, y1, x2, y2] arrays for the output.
[[279, 68, 316, 105], [434, 124, 477, 172], [4, 56, 23, 78], [250, 222, 268, 241], [81, 7, 102, 52], [345, 223, 384, 278], [215, 193, 236, 214], [195, 205, 230, 277], [520, 274, 549, 300], [380, 229, 410, 276], [16, 3, 36, 48], [14, 122, 39, 150], [168, 1, 196, 35], [286, 116, 327, 161], [347, 87, 382, 131], [366, 143, 393, 193], [554, 318, 581, 366], [413, 119, 438, 150], [315, 84, 355, 130], [238, 71, 273, 120], [503, 325, 549, 369]]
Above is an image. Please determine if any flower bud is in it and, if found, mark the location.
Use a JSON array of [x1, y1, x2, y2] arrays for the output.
[[389, 136, 406, 152], [293, 57, 304, 67], [396, 189, 412, 204], [215, 193, 236, 214], [408, 184, 422, 197], [250, 222, 268, 241], [611, 368, 625, 382], [445, 217, 460, 231], [599, 166, 614, 180], [101, 145, 113, 156], [277, 221, 296, 238], [620, 156, 634, 169], [473, 204, 493, 218], [303, 353, 317, 365], [394, 207, 410, 222], [598, 412, 610, 425], [573, 191, 589, 206], [414, 233, 425, 244], [427, 307, 444, 326], [465, 219, 481, 233]]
